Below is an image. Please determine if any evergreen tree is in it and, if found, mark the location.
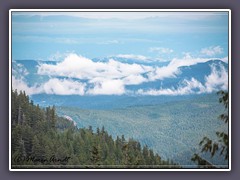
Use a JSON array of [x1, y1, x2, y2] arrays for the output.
[[192, 91, 229, 168], [22, 125, 33, 156], [32, 135, 42, 160], [90, 143, 101, 166]]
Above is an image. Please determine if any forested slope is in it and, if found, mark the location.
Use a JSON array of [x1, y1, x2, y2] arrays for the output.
[[11, 90, 179, 168]]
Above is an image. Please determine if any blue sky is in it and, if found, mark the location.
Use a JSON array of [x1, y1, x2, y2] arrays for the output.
[[11, 11, 229, 61], [11, 11, 229, 96]]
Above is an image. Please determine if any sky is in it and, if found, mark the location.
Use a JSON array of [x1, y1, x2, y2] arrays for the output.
[[11, 11, 229, 61], [11, 11, 229, 96]]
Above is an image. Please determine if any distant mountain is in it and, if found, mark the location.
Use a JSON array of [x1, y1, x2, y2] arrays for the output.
[[30, 93, 199, 109], [12, 58, 228, 108], [12, 58, 227, 89], [178, 60, 227, 83], [92, 57, 170, 66]]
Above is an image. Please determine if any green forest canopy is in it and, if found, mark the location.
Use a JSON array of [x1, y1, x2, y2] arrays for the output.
[[11, 89, 179, 168]]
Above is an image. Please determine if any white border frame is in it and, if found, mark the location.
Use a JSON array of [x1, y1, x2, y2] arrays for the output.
[[9, 9, 231, 171]]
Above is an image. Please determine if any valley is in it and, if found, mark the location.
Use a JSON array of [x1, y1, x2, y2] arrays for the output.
[[55, 93, 228, 167]]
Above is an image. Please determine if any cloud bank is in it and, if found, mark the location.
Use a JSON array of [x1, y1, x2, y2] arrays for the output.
[[200, 46, 223, 57], [137, 63, 228, 96], [12, 76, 43, 95], [149, 47, 174, 54], [43, 78, 86, 95], [12, 54, 228, 96], [38, 54, 152, 80]]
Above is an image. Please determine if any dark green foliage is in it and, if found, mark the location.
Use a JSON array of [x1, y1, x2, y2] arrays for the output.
[[192, 91, 229, 168], [11, 89, 179, 169], [90, 143, 101, 166], [191, 154, 216, 169]]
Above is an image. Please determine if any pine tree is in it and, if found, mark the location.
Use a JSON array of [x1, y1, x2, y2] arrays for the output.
[[22, 125, 33, 156], [90, 144, 101, 166], [192, 91, 229, 168], [32, 135, 42, 160]]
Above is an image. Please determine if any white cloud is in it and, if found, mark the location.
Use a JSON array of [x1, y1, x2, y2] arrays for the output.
[[147, 66, 180, 81], [168, 54, 215, 68], [146, 55, 214, 81], [138, 63, 228, 96], [13, 53, 228, 96], [38, 53, 152, 82], [36, 53, 228, 95], [43, 78, 86, 95], [220, 56, 228, 63], [55, 38, 79, 44], [14, 61, 228, 96], [115, 54, 149, 61], [137, 78, 205, 96], [122, 75, 147, 85], [38, 53, 227, 81], [108, 59, 152, 76], [12, 62, 29, 76], [87, 79, 125, 95], [37, 54, 154, 95], [204, 63, 228, 92], [12, 76, 43, 95], [149, 47, 173, 54], [200, 46, 223, 56], [38, 54, 102, 79]]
